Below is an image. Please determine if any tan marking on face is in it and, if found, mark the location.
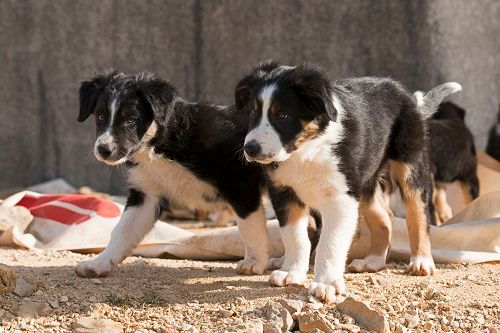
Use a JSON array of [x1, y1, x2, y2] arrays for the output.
[[293, 120, 322, 149], [389, 161, 433, 260]]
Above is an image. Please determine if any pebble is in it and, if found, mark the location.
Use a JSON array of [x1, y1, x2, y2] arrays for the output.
[[11, 302, 52, 318], [60, 296, 69, 303], [232, 319, 264, 333], [277, 298, 304, 315], [261, 301, 293, 333], [297, 310, 336, 333], [49, 300, 60, 309], [404, 314, 419, 329], [219, 309, 233, 318], [0, 264, 17, 294], [91, 279, 102, 285]]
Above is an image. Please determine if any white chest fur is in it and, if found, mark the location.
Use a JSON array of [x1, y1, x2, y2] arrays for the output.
[[269, 121, 349, 208], [127, 150, 225, 211]]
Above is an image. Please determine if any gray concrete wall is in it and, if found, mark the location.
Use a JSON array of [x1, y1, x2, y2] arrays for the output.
[[0, 0, 498, 194]]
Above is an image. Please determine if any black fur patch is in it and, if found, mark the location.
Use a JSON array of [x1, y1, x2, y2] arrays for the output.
[[267, 183, 305, 227], [125, 188, 145, 209], [486, 105, 500, 161], [430, 102, 479, 199]]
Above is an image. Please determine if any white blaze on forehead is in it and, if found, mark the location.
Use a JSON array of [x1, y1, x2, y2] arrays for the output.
[[244, 83, 290, 162], [108, 91, 120, 129]]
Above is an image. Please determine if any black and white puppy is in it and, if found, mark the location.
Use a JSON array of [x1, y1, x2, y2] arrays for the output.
[[486, 105, 500, 161], [235, 61, 460, 303], [429, 102, 479, 223], [75, 71, 271, 277]]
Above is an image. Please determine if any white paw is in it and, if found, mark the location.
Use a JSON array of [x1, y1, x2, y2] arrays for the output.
[[269, 269, 307, 287], [267, 256, 285, 270], [406, 256, 436, 276], [75, 258, 113, 278], [348, 255, 386, 273], [308, 278, 346, 304], [236, 257, 267, 275]]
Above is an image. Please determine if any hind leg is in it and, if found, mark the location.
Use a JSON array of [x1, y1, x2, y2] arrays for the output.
[[390, 160, 435, 276], [349, 184, 392, 272], [434, 182, 453, 225]]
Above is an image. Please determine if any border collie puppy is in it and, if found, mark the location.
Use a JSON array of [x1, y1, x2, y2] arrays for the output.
[[235, 61, 461, 303], [75, 71, 271, 277], [486, 105, 500, 161], [429, 102, 479, 223]]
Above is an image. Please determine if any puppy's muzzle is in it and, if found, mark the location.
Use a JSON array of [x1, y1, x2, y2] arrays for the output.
[[96, 144, 112, 159], [243, 140, 262, 159]]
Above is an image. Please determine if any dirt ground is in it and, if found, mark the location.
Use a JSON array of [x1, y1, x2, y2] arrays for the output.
[[1, 246, 499, 333]]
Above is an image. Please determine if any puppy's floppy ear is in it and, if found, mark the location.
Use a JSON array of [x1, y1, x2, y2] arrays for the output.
[[78, 71, 117, 122], [135, 75, 176, 123], [235, 60, 280, 110], [290, 64, 337, 122]]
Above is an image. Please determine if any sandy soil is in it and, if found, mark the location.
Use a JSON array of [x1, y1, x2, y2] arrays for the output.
[[1, 246, 499, 333]]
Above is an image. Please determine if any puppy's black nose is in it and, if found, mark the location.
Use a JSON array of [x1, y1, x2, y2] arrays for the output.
[[97, 144, 112, 158], [244, 140, 261, 157]]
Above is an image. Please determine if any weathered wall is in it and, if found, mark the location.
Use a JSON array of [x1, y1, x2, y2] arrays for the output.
[[0, 0, 498, 194]]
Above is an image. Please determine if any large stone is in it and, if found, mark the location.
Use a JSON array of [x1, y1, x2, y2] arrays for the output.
[[72, 317, 123, 333], [337, 297, 390, 333], [13, 275, 37, 297], [11, 302, 52, 317]]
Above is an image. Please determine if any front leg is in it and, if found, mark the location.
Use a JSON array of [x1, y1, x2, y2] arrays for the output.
[[268, 186, 311, 286], [75, 189, 162, 277], [310, 195, 359, 303], [235, 206, 269, 275]]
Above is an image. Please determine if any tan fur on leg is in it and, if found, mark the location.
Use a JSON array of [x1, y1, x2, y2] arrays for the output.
[[389, 161, 435, 276]]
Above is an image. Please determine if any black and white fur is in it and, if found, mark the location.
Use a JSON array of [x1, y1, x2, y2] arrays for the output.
[[235, 61, 461, 303], [75, 71, 271, 277]]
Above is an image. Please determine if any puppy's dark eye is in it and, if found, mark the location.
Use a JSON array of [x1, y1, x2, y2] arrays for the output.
[[97, 114, 105, 122], [278, 113, 288, 120], [126, 117, 136, 124]]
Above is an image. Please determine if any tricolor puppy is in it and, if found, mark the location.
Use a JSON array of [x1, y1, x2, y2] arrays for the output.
[[75, 71, 271, 277], [235, 61, 461, 303], [429, 102, 479, 224]]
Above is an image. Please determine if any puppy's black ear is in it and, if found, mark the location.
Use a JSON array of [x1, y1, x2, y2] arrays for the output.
[[235, 60, 280, 110], [135, 75, 176, 123], [290, 64, 337, 122], [78, 71, 116, 122]]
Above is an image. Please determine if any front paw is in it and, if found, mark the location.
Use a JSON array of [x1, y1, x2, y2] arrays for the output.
[[75, 258, 113, 278], [236, 257, 267, 275], [406, 256, 435, 276], [308, 278, 346, 304], [269, 269, 307, 287], [348, 255, 386, 273]]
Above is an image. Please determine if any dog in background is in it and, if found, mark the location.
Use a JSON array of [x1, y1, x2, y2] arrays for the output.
[[75, 71, 274, 277], [429, 102, 479, 223], [235, 61, 461, 302], [486, 105, 500, 161]]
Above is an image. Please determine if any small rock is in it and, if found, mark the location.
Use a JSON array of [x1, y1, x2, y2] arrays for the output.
[[13, 275, 37, 297], [405, 314, 419, 329], [11, 302, 52, 318], [49, 300, 60, 309], [233, 319, 264, 333], [262, 301, 293, 333], [337, 297, 390, 333], [395, 324, 407, 333], [60, 295, 69, 303], [0, 264, 17, 294], [297, 311, 335, 333], [72, 317, 123, 333], [219, 309, 233, 318], [277, 298, 304, 315], [91, 279, 102, 285]]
